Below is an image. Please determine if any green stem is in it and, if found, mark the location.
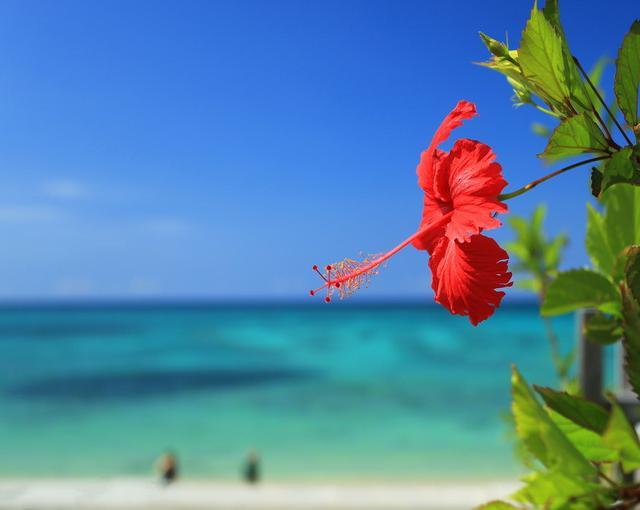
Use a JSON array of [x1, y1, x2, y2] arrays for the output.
[[534, 104, 561, 118], [597, 468, 620, 489], [573, 56, 633, 146], [498, 156, 610, 201], [591, 105, 619, 150]]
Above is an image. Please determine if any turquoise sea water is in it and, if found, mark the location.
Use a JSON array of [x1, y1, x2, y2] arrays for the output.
[[0, 303, 580, 481]]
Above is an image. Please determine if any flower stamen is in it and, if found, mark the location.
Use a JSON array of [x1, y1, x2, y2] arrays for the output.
[[309, 213, 452, 302]]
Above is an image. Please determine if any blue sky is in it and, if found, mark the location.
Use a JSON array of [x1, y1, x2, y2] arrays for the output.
[[0, 0, 635, 300]]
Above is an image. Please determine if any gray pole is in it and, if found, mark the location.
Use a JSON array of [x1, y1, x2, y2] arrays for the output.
[[578, 309, 604, 405]]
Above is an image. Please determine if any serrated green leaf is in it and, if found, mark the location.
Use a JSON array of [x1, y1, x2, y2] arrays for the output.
[[511, 366, 595, 477], [542, 113, 609, 161], [541, 0, 561, 34], [602, 400, 640, 473], [601, 184, 640, 278], [622, 248, 640, 398], [586, 203, 616, 275], [541, 269, 620, 316], [519, 5, 590, 115], [583, 312, 623, 345], [512, 469, 602, 510], [519, 7, 570, 105], [614, 20, 640, 133], [626, 245, 640, 301], [548, 409, 617, 463], [601, 147, 640, 192], [535, 386, 609, 433]]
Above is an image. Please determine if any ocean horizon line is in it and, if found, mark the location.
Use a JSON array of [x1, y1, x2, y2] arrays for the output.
[[0, 296, 541, 311]]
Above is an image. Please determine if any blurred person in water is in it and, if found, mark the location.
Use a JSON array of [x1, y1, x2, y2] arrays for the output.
[[243, 449, 260, 484], [155, 450, 178, 485]]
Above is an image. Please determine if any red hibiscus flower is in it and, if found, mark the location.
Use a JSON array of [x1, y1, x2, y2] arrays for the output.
[[310, 100, 512, 325]]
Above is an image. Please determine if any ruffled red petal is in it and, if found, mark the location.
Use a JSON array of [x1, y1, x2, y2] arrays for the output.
[[428, 235, 512, 326], [412, 195, 447, 251], [416, 100, 477, 193], [434, 139, 508, 242]]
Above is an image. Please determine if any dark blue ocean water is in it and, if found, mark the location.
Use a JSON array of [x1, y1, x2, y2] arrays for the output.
[[0, 303, 592, 480]]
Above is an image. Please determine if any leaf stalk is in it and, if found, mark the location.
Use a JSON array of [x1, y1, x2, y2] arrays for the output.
[[498, 156, 610, 201]]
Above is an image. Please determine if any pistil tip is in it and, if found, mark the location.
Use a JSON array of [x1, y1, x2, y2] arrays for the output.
[[312, 265, 318, 271], [326, 265, 332, 271], [325, 296, 331, 303], [309, 290, 315, 296]]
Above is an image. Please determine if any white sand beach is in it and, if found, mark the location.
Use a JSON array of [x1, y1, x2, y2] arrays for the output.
[[0, 478, 520, 510]]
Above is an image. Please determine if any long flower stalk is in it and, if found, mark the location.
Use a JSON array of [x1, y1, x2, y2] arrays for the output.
[[498, 156, 610, 201]]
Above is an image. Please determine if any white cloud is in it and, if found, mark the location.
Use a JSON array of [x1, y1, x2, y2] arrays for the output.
[[41, 179, 89, 200], [0, 205, 63, 223]]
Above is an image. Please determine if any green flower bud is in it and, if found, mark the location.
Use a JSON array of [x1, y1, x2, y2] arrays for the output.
[[479, 32, 510, 59]]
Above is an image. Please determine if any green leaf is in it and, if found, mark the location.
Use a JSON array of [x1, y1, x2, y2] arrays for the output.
[[591, 167, 603, 198], [601, 184, 640, 277], [475, 501, 520, 510], [512, 469, 602, 510], [519, 4, 590, 115], [626, 245, 640, 301], [507, 205, 567, 296], [534, 386, 609, 433], [477, 51, 538, 109], [622, 248, 640, 398], [541, 0, 561, 34], [583, 312, 622, 345], [519, 6, 570, 105], [614, 20, 640, 133], [602, 400, 640, 473], [586, 203, 616, 275], [601, 147, 640, 192], [531, 202, 546, 231], [541, 269, 620, 316], [548, 409, 618, 463], [542, 113, 609, 162], [511, 366, 595, 477], [544, 233, 567, 270]]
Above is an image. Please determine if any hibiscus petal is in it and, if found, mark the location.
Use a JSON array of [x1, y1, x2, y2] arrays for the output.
[[412, 193, 448, 251], [416, 100, 477, 193], [439, 138, 508, 242], [428, 235, 512, 326]]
